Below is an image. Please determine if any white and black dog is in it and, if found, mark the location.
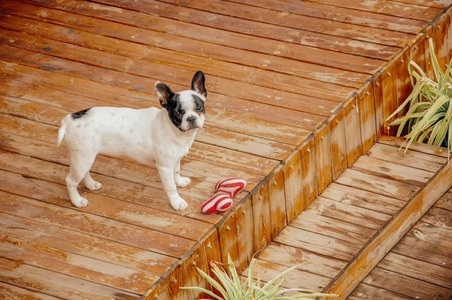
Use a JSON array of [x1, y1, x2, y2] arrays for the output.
[[57, 71, 207, 210]]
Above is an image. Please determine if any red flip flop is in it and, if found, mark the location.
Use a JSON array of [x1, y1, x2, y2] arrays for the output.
[[201, 192, 233, 214], [215, 178, 247, 198]]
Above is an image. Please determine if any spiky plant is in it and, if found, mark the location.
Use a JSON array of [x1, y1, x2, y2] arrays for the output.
[[386, 38, 451, 161], [182, 254, 336, 300]]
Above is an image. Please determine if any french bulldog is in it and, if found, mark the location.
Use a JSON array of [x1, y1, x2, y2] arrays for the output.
[[57, 71, 207, 210]]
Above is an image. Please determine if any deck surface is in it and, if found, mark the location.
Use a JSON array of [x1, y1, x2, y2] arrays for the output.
[[0, 0, 451, 299]]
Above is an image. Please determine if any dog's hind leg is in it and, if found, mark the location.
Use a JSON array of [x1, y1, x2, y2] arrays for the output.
[[66, 152, 97, 208]]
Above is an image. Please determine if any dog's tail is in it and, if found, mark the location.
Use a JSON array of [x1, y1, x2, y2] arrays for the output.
[[57, 115, 70, 147]]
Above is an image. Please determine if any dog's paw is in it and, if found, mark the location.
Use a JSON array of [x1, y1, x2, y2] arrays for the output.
[[175, 176, 191, 188], [85, 180, 103, 191], [71, 196, 89, 208], [170, 196, 189, 211]]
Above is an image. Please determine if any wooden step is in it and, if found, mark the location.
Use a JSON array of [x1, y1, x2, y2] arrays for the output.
[[245, 136, 451, 299], [349, 189, 452, 299]]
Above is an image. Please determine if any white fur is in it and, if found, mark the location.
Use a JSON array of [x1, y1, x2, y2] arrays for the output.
[[58, 88, 205, 210]]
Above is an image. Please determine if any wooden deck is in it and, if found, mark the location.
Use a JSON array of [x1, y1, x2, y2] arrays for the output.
[[0, 0, 451, 299]]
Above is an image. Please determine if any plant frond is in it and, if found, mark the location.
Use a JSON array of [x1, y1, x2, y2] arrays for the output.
[[429, 39, 445, 83], [183, 254, 336, 299]]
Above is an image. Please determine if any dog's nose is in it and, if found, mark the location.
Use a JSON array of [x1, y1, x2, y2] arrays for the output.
[[187, 116, 197, 124]]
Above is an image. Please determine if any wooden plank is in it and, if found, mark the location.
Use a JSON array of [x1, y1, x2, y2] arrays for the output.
[[321, 182, 406, 215], [379, 252, 452, 288], [300, 138, 318, 208], [251, 183, 272, 254], [330, 109, 348, 180], [419, 206, 452, 231], [267, 165, 287, 239], [343, 97, 364, 166], [245, 259, 332, 292], [372, 72, 385, 138], [380, 54, 400, 136], [0, 0, 364, 99], [257, 243, 347, 280], [0, 212, 175, 276], [283, 149, 304, 223], [0, 234, 159, 294], [436, 189, 452, 211], [407, 220, 452, 248], [0, 0, 370, 87], [160, 261, 185, 300], [197, 126, 295, 160], [0, 184, 195, 258], [162, 0, 412, 51], [389, 201, 452, 269], [379, 135, 450, 158], [361, 267, 452, 299], [239, 0, 428, 34], [395, 44, 414, 112], [274, 226, 359, 261], [367, 142, 447, 172], [324, 159, 452, 299], [0, 282, 61, 300], [235, 195, 255, 271], [351, 155, 435, 187], [198, 229, 223, 297], [176, 246, 210, 300], [381, 32, 431, 134], [348, 283, 412, 300], [395, 0, 451, 8], [0, 26, 345, 117], [310, 0, 443, 21], [48, 0, 386, 74], [0, 152, 215, 237], [335, 168, 420, 200], [217, 213, 239, 269], [392, 235, 452, 268], [291, 211, 376, 245], [307, 197, 390, 230], [0, 257, 140, 299], [315, 123, 333, 193], [357, 82, 377, 153]]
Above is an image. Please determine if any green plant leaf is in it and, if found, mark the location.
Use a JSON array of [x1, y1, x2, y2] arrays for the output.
[[183, 252, 339, 299], [429, 39, 445, 83]]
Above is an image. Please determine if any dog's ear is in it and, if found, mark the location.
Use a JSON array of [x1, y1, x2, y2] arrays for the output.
[[154, 81, 174, 107], [191, 71, 207, 98]]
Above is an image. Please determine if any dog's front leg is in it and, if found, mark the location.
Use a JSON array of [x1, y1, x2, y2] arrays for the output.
[[156, 164, 189, 211], [174, 159, 191, 188]]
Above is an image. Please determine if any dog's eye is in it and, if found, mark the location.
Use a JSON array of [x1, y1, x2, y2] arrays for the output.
[[178, 108, 185, 116], [196, 103, 203, 112]]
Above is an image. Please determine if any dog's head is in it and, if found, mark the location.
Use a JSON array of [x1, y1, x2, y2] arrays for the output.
[[154, 71, 207, 132]]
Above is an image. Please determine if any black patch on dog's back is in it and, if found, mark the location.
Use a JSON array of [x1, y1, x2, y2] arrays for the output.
[[71, 108, 91, 120]]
